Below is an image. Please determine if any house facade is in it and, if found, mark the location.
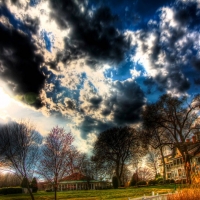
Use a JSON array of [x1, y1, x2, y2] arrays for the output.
[[159, 134, 200, 182]]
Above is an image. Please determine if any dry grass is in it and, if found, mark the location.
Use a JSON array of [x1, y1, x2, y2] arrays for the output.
[[167, 172, 200, 200], [167, 188, 200, 200]]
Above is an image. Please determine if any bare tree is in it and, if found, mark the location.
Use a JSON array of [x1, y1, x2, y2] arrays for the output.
[[0, 120, 42, 200], [38, 126, 75, 200], [146, 147, 160, 179], [140, 127, 171, 183], [137, 167, 154, 182], [142, 94, 200, 184], [93, 126, 143, 186]]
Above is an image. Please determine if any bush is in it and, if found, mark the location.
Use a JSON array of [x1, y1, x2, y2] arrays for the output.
[[112, 176, 118, 189], [0, 187, 22, 195], [156, 177, 163, 182], [45, 189, 53, 192], [165, 179, 171, 184], [170, 179, 175, 183], [159, 180, 164, 184], [148, 180, 157, 185], [137, 181, 147, 186]]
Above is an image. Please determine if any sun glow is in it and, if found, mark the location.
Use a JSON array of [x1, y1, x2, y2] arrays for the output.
[[0, 87, 11, 109]]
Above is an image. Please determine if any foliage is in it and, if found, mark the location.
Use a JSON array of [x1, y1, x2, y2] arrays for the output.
[[170, 179, 175, 183], [112, 176, 119, 189], [21, 177, 29, 188], [155, 173, 162, 179], [156, 177, 163, 182], [137, 181, 147, 186], [148, 180, 157, 185], [30, 177, 38, 193], [0, 187, 22, 195]]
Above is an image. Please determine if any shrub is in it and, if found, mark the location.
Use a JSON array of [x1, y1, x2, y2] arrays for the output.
[[165, 179, 171, 184], [159, 180, 164, 184], [45, 189, 53, 192], [137, 181, 147, 186], [148, 180, 157, 185], [130, 178, 137, 186], [0, 187, 22, 195], [156, 177, 163, 182], [170, 179, 175, 183], [112, 176, 118, 189]]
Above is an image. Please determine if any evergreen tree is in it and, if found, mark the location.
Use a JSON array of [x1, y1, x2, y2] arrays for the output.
[[21, 177, 29, 188], [112, 176, 118, 189], [30, 177, 38, 193]]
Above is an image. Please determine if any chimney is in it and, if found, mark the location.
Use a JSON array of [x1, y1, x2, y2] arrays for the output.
[[192, 135, 197, 143], [186, 138, 190, 143]]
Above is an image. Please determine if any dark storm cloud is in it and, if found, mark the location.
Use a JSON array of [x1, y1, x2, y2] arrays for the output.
[[48, 0, 130, 67], [78, 79, 145, 137], [89, 0, 173, 29], [174, 1, 200, 29], [110, 79, 145, 123], [78, 116, 114, 139], [0, 20, 45, 108]]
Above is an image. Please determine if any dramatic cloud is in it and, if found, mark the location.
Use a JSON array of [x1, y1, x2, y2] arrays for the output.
[[1, 0, 200, 151], [130, 0, 200, 95], [0, 5, 45, 108], [48, 0, 131, 67]]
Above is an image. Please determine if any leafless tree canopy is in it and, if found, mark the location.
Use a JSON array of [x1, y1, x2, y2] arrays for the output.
[[0, 120, 42, 200], [38, 126, 75, 200], [93, 126, 143, 185]]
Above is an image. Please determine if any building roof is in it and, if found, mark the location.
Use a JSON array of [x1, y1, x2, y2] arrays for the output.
[[60, 172, 89, 182], [169, 141, 200, 160], [59, 172, 107, 184]]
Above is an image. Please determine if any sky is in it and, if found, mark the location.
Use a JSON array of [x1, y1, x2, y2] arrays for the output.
[[0, 0, 200, 152]]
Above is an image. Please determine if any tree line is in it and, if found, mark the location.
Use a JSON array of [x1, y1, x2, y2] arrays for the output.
[[0, 94, 200, 199]]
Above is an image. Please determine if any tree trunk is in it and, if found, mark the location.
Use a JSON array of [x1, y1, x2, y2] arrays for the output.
[[181, 151, 191, 184], [160, 147, 166, 183], [184, 163, 191, 184], [54, 185, 57, 200], [27, 184, 34, 200], [116, 165, 120, 187]]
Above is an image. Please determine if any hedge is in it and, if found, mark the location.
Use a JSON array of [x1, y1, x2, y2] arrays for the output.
[[0, 187, 22, 195]]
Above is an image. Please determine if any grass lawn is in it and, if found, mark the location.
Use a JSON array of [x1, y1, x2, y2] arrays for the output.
[[0, 185, 176, 200]]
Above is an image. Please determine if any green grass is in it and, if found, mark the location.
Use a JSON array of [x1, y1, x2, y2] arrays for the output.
[[0, 185, 175, 200]]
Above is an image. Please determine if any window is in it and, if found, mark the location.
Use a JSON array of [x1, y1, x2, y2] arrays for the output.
[[173, 160, 176, 165], [177, 159, 180, 165]]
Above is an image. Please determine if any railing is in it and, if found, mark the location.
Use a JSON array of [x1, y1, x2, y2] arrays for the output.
[[128, 193, 172, 200]]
